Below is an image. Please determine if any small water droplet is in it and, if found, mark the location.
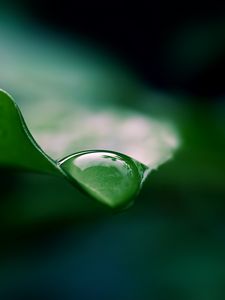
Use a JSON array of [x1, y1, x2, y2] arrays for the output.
[[58, 150, 144, 208]]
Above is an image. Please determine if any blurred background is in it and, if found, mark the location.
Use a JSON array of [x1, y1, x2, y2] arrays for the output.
[[1, 1, 225, 299]]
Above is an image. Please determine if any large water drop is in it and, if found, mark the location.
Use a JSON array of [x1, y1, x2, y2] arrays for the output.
[[58, 150, 144, 208]]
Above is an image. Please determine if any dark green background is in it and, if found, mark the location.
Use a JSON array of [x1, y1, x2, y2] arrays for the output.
[[0, 3, 225, 300]]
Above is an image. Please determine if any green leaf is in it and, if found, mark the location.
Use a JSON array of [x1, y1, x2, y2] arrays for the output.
[[0, 20, 179, 210], [0, 90, 58, 174], [0, 89, 178, 208]]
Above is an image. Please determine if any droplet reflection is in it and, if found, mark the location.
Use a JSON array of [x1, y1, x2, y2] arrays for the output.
[[58, 150, 144, 208]]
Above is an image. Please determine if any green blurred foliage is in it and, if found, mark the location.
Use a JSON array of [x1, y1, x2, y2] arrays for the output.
[[0, 13, 225, 300]]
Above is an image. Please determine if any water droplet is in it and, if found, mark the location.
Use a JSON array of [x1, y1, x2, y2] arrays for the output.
[[58, 150, 144, 208]]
